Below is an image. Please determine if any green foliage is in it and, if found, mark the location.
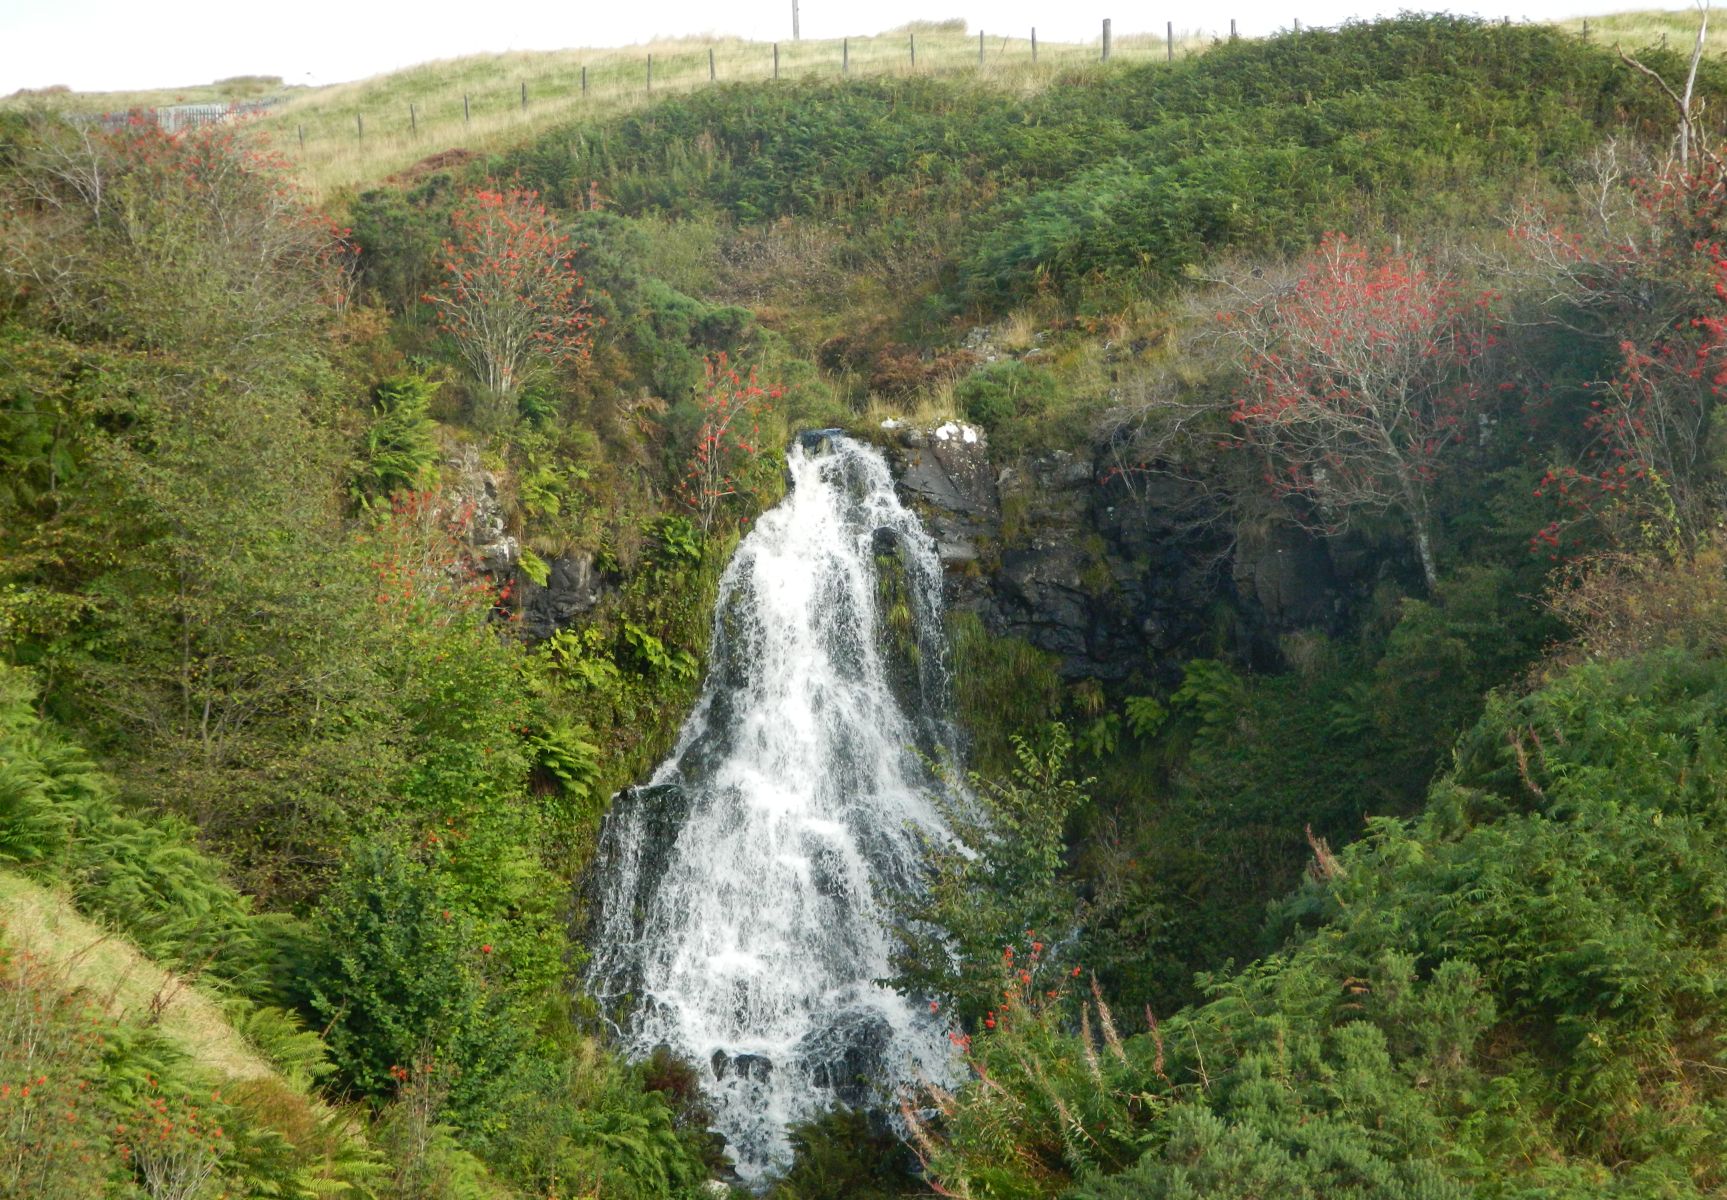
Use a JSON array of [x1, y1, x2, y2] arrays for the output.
[[955, 360, 1059, 434], [927, 644, 1727, 1197], [512, 18, 1720, 313], [892, 724, 1092, 1023], [350, 173, 463, 314], [470, 1047, 720, 1200], [223, 999, 334, 1090], [306, 840, 530, 1125], [517, 545, 552, 587], [622, 619, 699, 681], [0, 926, 385, 1200], [526, 719, 603, 831], [770, 1107, 922, 1200], [947, 613, 1065, 777], [351, 373, 442, 508], [1365, 565, 1557, 795], [1168, 658, 1246, 741], [0, 940, 125, 1199], [650, 513, 705, 568], [1074, 712, 1120, 761], [0, 663, 272, 990], [0, 90, 741, 1200], [1121, 695, 1167, 740], [564, 210, 762, 400]]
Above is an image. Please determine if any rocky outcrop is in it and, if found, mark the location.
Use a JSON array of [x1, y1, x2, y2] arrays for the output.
[[445, 446, 518, 575], [884, 423, 1408, 680], [880, 419, 1000, 614], [518, 552, 607, 641], [883, 420, 998, 565], [443, 447, 611, 641]]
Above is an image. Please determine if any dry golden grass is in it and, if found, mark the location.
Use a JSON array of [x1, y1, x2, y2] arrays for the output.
[[1556, 7, 1727, 54], [864, 378, 964, 429], [0, 870, 274, 1082], [123, 26, 1214, 199]]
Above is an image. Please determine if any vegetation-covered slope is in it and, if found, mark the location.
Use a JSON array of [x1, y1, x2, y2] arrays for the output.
[[4, 12, 1727, 1198]]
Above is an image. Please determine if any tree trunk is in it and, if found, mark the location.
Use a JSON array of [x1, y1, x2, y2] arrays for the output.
[[1412, 517, 1438, 592], [1400, 477, 1440, 591]]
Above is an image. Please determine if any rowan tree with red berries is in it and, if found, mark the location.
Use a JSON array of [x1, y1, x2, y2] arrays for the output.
[[1510, 143, 1727, 551], [1213, 234, 1490, 590], [674, 353, 780, 535], [424, 185, 594, 398]]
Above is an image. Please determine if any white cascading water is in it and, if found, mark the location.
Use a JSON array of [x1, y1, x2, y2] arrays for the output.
[[585, 432, 958, 1183]]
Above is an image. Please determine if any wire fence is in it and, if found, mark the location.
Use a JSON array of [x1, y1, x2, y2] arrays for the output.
[[269, 22, 1227, 160], [76, 98, 283, 131]]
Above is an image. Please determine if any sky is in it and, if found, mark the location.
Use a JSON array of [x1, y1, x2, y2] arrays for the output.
[[0, 0, 1682, 94]]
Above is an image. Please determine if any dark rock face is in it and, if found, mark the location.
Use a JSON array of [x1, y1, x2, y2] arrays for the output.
[[884, 424, 1405, 680], [796, 1009, 895, 1107], [518, 552, 607, 641], [891, 421, 999, 567]]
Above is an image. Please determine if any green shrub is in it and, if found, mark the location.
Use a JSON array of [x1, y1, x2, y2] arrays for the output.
[[771, 1107, 921, 1200], [891, 724, 1091, 1024], [927, 645, 1727, 1197], [351, 373, 441, 508], [953, 359, 1057, 433], [306, 840, 529, 1126], [351, 174, 463, 314]]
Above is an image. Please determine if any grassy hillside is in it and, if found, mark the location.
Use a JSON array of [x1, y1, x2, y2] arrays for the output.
[[1557, 5, 1727, 49], [9, 11, 1723, 200], [5, 23, 1211, 199], [0, 872, 277, 1084], [1, 73, 296, 114]]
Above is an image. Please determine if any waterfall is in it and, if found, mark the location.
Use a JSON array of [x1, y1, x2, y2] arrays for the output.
[[585, 432, 959, 1183]]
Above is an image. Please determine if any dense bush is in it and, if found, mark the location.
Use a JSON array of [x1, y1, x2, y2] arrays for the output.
[[924, 644, 1727, 1197]]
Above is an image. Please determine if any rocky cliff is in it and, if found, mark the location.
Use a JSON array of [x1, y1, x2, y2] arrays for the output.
[[882, 422, 1408, 680]]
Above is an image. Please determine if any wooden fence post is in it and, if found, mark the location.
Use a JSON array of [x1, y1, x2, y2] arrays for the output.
[[1230, 17, 1238, 40], [843, 38, 849, 72], [356, 113, 362, 140], [1032, 27, 1038, 62], [774, 42, 780, 79], [520, 81, 527, 110], [1293, 18, 1301, 33], [647, 55, 653, 90], [910, 33, 916, 68], [709, 47, 716, 80], [1102, 18, 1112, 60], [463, 94, 470, 124], [792, 0, 800, 40], [297, 124, 304, 149], [410, 102, 416, 134], [1167, 20, 1174, 60], [582, 66, 588, 96]]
